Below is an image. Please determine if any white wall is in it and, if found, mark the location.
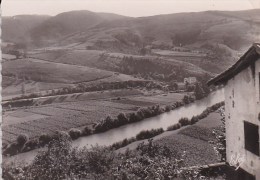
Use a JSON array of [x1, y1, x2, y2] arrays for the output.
[[225, 58, 260, 178]]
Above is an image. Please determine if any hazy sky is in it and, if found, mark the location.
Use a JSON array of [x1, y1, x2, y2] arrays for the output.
[[2, 0, 260, 17]]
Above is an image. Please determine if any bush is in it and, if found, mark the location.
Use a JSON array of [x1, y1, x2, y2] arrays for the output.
[[68, 128, 82, 140], [117, 113, 129, 125], [129, 112, 140, 123], [16, 134, 29, 146], [139, 107, 153, 118], [83, 126, 92, 136], [3, 142, 22, 156], [136, 128, 164, 140], [39, 133, 52, 146], [190, 116, 199, 124], [136, 110, 145, 120], [167, 123, 182, 131], [182, 95, 190, 104], [165, 105, 172, 112], [2, 142, 8, 150], [179, 117, 190, 126], [111, 137, 136, 150], [22, 139, 39, 152]]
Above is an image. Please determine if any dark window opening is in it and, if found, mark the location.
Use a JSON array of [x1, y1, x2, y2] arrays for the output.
[[244, 121, 259, 156], [226, 167, 256, 180], [238, 168, 256, 180]]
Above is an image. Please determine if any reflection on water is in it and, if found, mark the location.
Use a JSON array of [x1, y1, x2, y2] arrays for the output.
[[73, 88, 224, 148], [5, 88, 224, 164]]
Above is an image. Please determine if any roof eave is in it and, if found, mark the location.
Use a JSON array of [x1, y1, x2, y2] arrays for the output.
[[207, 44, 260, 86]]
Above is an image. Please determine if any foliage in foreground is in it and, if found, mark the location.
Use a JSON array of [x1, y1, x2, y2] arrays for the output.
[[212, 106, 226, 162], [3, 134, 225, 180]]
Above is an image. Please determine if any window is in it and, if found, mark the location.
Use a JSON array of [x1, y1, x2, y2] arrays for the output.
[[238, 168, 256, 180], [244, 121, 259, 156], [227, 167, 256, 180]]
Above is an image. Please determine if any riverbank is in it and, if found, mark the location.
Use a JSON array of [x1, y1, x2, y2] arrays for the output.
[[3, 89, 224, 164], [117, 110, 223, 166]]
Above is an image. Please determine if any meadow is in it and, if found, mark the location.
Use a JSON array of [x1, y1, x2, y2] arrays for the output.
[[2, 58, 113, 84]]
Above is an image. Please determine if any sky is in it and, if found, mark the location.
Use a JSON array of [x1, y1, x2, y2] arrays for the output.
[[2, 0, 260, 17]]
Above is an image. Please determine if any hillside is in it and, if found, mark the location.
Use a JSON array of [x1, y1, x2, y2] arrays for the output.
[[2, 9, 260, 98], [2, 15, 50, 43], [3, 9, 260, 50]]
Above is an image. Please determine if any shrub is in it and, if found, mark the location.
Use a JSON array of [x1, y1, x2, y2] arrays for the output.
[[167, 123, 182, 131], [179, 117, 190, 126], [182, 95, 190, 104], [117, 113, 129, 125], [2, 142, 8, 150], [16, 134, 29, 146], [94, 122, 104, 133], [129, 112, 140, 123], [136, 128, 164, 140], [39, 133, 52, 146], [83, 126, 92, 135], [139, 107, 153, 118], [3, 142, 21, 156], [68, 128, 82, 140], [111, 137, 136, 150], [190, 116, 199, 124], [165, 105, 172, 112], [136, 109, 145, 120], [22, 139, 39, 152]]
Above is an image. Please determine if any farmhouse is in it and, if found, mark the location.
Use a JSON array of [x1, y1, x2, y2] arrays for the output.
[[184, 77, 197, 84], [208, 43, 260, 180]]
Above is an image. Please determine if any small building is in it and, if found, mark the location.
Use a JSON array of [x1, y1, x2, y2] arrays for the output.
[[177, 82, 186, 91], [184, 77, 197, 84], [208, 43, 260, 180]]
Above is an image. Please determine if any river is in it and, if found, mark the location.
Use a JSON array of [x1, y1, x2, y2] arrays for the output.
[[4, 88, 224, 164]]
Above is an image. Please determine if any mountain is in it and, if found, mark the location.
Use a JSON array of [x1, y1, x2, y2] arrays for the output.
[[30, 10, 129, 41], [2, 15, 50, 43], [3, 9, 260, 51]]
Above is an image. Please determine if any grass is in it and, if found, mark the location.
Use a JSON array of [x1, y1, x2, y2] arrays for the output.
[[131, 93, 186, 105], [2, 80, 70, 100], [178, 125, 215, 142], [2, 90, 185, 145], [156, 111, 222, 166], [2, 99, 136, 143], [152, 49, 207, 57], [30, 49, 108, 69], [157, 134, 219, 166], [2, 58, 113, 84]]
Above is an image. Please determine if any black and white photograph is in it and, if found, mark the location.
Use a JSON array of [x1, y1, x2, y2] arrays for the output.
[[1, 0, 260, 179]]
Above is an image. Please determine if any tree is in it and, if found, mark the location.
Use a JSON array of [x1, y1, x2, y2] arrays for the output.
[[10, 50, 21, 59], [17, 134, 29, 145], [194, 82, 205, 100], [182, 95, 190, 104], [117, 113, 128, 125]]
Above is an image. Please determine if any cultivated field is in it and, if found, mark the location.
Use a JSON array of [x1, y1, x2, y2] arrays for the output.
[[29, 49, 210, 76], [152, 49, 207, 57], [156, 112, 222, 166], [117, 111, 222, 166], [2, 54, 16, 61], [2, 90, 186, 144], [2, 58, 113, 84]]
